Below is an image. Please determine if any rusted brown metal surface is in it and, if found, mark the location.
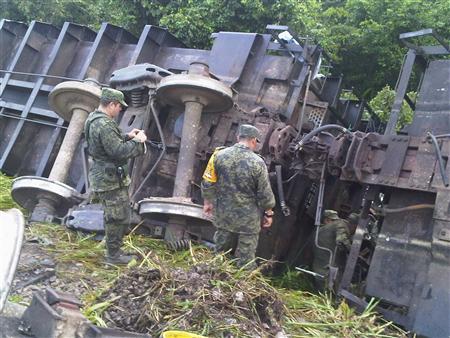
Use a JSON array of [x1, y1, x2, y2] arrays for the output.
[[293, 29, 450, 337]]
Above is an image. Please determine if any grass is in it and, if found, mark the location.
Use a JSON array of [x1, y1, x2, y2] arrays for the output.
[[22, 222, 408, 337], [282, 291, 406, 337], [8, 294, 27, 306], [0, 173, 19, 210], [0, 173, 408, 337]]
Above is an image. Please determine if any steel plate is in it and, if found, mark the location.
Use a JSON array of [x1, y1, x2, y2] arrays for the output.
[[139, 197, 212, 223], [11, 176, 83, 216], [0, 209, 24, 312]]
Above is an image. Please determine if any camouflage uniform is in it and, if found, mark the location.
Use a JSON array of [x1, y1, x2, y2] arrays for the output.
[[84, 88, 144, 259], [202, 125, 275, 269], [312, 210, 351, 288]]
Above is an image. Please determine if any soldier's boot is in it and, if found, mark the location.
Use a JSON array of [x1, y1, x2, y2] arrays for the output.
[[106, 251, 137, 265]]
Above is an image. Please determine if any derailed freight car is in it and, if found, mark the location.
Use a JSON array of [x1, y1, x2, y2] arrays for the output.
[[1, 19, 448, 337], [0, 19, 366, 258]]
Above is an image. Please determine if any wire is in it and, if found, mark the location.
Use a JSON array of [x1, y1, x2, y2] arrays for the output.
[[0, 69, 109, 87], [0, 112, 67, 129], [296, 124, 352, 150], [282, 171, 300, 184], [131, 97, 166, 200]]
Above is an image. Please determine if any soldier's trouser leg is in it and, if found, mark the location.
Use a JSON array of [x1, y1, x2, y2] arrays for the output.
[[94, 187, 131, 257], [236, 233, 259, 269], [214, 229, 238, 255]]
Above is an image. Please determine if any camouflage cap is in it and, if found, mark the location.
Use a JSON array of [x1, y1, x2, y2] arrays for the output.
[[101, 88, 128, 107], [323, 209, 339, 220], [238, 124, 261, 142]]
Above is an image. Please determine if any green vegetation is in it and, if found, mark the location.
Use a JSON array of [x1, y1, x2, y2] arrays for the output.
[[7, 293, 26, 305], [283, 292, 403, 337], [22, 222, 407, 337], [0, 173, 19, 210], [2, 0, 449, 99], [369, 85, 416, 130]]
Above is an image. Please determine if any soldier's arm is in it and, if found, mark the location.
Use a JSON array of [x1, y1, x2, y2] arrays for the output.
[[97, 120, 144, 161], [255, 161, 276, 211], [336, 221, 351, 250]]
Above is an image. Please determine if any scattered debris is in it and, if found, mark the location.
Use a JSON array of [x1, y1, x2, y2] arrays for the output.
[[98, 264, 284, 337]]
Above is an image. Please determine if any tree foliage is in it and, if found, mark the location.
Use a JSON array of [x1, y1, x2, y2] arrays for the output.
[[315, 0, 450, 97], [369, 85, 415, 130], [1, 0, 450, 101]]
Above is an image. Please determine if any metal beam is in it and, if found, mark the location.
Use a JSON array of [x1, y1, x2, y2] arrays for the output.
[[385, 49, 416, 135]]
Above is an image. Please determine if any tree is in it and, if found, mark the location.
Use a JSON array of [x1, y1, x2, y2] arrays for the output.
[[314, 0, 450, 97], [2, 0, 450, 103], [369, 85, 415, 130], [1, 0, 147, 35]]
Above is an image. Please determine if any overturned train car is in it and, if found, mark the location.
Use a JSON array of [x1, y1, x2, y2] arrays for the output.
[[0, 19, 366, 251], [1, 19, 447, 337]]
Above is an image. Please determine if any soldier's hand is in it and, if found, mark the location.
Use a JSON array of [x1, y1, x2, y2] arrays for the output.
[[203, 200, 214, 217], [133, 130, 147, 143], [262, 215, 273, 228], [127, 128, 141, 138]]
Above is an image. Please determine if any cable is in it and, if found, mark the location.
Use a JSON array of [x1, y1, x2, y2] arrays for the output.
[[131, 97, 166, 200], [296, 124, 352, 150], [0, 112, 67, 129], [0, 69, 109, 87], [282, 171, 300, 184]]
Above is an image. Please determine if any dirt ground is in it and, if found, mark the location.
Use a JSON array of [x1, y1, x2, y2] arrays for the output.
[[10, 241, 90, 304]]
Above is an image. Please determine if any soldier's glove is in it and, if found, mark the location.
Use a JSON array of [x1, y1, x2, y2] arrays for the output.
[[133, 130, 147, 143]]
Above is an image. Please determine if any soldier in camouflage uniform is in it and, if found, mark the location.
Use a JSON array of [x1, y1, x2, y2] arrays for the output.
[[201, 124, 276, 269], [312, 209, 351, 289], [84, 88, 147, 264]]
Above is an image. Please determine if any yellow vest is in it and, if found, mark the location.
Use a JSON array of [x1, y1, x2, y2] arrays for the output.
[[202, 147, 225, 183]]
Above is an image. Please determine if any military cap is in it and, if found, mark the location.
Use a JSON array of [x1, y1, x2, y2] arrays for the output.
[[238, 124, 261, 142], [323, 209, 339, 220], [101, 88, 128, 107]]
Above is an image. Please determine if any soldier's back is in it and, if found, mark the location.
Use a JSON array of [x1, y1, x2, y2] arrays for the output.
[[213, 143, 266, 233], [215, 144, 264, 196]]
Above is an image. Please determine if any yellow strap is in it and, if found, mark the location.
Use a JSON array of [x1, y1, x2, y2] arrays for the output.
[[202, 147, 223, 183]]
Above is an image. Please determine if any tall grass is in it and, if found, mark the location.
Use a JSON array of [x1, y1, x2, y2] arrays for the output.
[[0, 173, 18, 210], [24, 222, 408, 337]]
